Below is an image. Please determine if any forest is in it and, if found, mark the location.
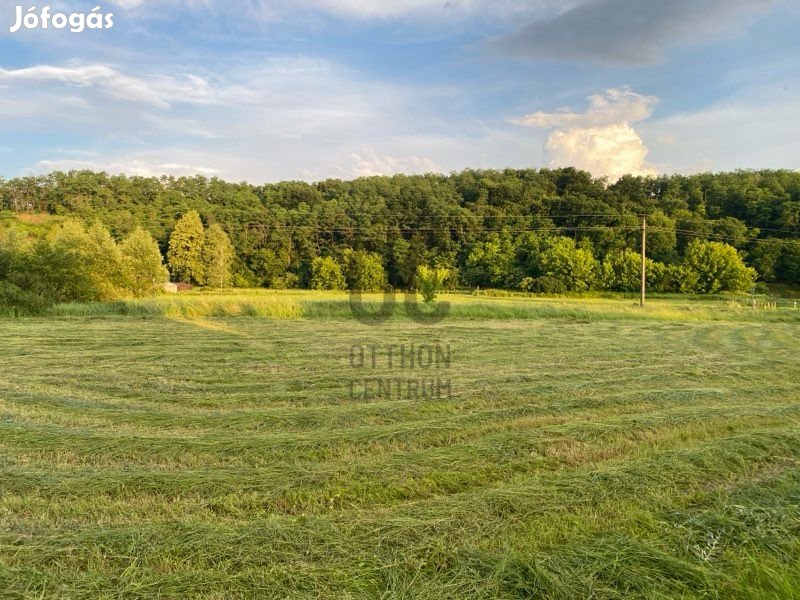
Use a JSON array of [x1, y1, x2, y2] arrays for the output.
[[1, 167, 799, 309]]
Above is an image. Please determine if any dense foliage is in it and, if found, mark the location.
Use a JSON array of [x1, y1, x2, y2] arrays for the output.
[[1, 167, 798, 306], [416, 265, 451, 303], [0, 219, 170, 312], [167, 210, 206, 285]]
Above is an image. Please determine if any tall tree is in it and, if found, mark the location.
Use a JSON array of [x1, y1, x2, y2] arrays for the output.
[[202, 224, 235, 288], [167, 211, 205, 284], [86, 221, 126, 299], [121, 227, 170, 296]]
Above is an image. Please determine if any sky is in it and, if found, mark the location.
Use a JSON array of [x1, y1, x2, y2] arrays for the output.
[[0, 0, 798, 183]]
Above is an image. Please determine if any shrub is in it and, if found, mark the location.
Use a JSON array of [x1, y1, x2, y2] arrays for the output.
[[683, 240, 757, 293], [18, 220, 122, 303], [0, 281, 52, 316], [341, 250, 386, 292], [520, 275, 568, 295], [416, 265, 450, 303], [310, 256, 346, 290], [539, 237, 599, 292], [601, 249, 642, 292]]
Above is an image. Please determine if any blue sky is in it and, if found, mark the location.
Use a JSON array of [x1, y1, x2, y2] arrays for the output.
[[0, 0, 798, 183]]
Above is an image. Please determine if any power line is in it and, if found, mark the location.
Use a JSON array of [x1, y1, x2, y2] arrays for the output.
[[669, 228, 799, 247]]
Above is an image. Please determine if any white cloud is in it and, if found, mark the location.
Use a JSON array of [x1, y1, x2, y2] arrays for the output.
[[112, 0, 567, 21], [7, 56, 543, 182], [545, 124, 657, 181], [32, 158, 220, 178], [513, 88, 657, 129], [640, 85, 800, 173], [349, 153, 442, 177], [0, 64, 222, 109], [514, 87, 658, 181]]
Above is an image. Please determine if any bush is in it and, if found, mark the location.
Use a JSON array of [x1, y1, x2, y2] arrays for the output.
[[601, 249, 642, 292], [0, 281, 52, 316], [341, 250, 386, 292], [464, 235, 518, 289], [310, 256, 346, 290], [683, 240, 757, 293], [416, 265, 450, 303], [16, 220, 124, 303], [519, 276, 567, 295], [539, 237, 599, 292], [663, 264, 701, 293]]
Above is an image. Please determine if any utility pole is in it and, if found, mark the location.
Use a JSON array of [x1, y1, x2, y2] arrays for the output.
[[640, 216, 647, 308]]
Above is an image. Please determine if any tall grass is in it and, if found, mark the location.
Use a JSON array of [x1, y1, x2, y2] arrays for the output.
[[41, 290, 800, 323]]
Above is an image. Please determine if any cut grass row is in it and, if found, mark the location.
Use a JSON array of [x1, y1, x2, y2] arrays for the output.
[[0, 295, 798, 597]]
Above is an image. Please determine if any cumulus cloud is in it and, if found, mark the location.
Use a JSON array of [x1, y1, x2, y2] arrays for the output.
[[544, 124, 657, 182], [515, 88, 658, 181], [512, 88, 657, 129], [495, 0, 774, 64]]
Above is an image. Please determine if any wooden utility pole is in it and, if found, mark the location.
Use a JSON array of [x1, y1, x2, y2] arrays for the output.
[[640, 216, 647, 308]]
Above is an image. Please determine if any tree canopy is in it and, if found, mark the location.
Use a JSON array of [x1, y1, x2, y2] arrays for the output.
[[0, 167, 798, 305]]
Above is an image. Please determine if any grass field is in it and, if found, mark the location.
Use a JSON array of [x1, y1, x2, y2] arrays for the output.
[[1, 292, 799, 598]]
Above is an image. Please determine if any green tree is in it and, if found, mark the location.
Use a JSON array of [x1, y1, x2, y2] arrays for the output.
[[310, 256, 346, 290], [776, 240, 800, 284], [0, 225, 28, 280], [167, 211, 205, 284], [415, 265, 450, 303], [341, 250, 386, 292], [539, 236, 599, 292], [251, 247, 290, 288], [601, 249, 642, 292], [21, 220, 113, 302], [645, 211, 677, 262], [121, 227, 169, 297], [202, 224, 235, 288], [683, 240, 756, 293], [748, 240, 782, 283], [464, 234, 517, 288], [86, 221, 126, 299]]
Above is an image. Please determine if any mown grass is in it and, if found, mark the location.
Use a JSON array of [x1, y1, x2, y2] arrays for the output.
[[0, 293, 798, 598]]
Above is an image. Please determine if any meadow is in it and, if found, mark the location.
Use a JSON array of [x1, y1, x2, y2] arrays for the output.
[[1, 291, 799, 598]]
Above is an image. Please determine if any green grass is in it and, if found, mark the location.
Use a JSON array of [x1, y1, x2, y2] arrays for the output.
[[1, 293, 799, 598], [46, 289, 800, 323]]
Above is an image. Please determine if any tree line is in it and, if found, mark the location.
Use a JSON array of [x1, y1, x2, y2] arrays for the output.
[[0, 211, 235, 313], [1, 167, 799, 308]]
